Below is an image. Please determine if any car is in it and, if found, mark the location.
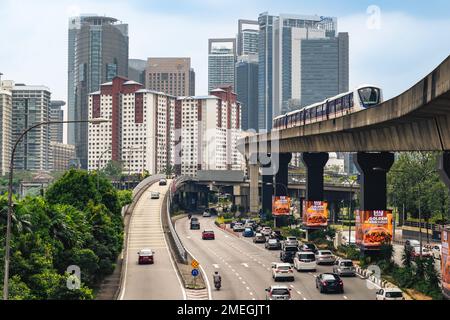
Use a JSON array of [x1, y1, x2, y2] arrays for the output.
[[404, 239, 420, 251], [316, 273, 344, 294], [271, 263, 295, 281], [159, 178, 167, 186], [233, 223, 245, 232], [315, 250, 336, 265], [293, 251, 317, 271], [253, 233, 266, 244], [202, 230, 215, 240], [150, 191, 160, 199], [191, 217, 199, 222], [265, 238, 282, 250], [299, 243, 318, 254], [283, 236, 299, 248], [333, 259, 356, 276], [432, 245, 442, 260], [243, 228, 254, 237], [280, 245, 298, 263], [137, 249, 155, 265], [261, 227, 272, 237], [411, 246, 433, 258], [190, 220, 200, 230], [376, 288, 405, 300], [270, 230, 284, 241], [202, 210, 211, 218], [265, 285, 292, 300]]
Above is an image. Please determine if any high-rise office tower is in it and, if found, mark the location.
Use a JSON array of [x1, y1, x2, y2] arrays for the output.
[[12, 84, 51, 171], [235, 55, 258, 131], [208, 38, 236, 92], [68, 15, 129, 169], [237, 20, 259, 56], [146, 57, 195, 96], [49, 100, 65, 144], [258, 13, 348, 130], [128, 59, 147, 85], [0, 79, 12, 176]]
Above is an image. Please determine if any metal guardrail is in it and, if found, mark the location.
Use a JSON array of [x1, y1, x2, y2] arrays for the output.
[[166, 177, 188, 263], [403, 221, 446, 232]]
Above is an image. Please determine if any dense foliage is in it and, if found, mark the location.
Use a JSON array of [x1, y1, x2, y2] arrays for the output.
[[0, 170, 131, 300]]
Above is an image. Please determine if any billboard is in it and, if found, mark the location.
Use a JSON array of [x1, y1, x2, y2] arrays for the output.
[[355, 210, 393, 249], [442, 227, 450, 299], [272, 196, 291, 216], [302, 201, 328, 228]]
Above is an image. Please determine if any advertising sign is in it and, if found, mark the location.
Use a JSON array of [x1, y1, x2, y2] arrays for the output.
[[355, 210, 393, 249], [302, 201, 328, 228], [442, 227, 450, 299], [272, 196, 291, 216]]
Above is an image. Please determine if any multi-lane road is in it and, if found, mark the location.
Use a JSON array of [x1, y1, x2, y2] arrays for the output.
[[176, 215, 379, 300], [119, 181, 186, 300]]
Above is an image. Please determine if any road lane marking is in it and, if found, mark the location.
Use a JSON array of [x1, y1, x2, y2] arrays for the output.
[[241, 263, 249, 268], [246, 287, 250, 290], [213, 264, 220, 269], [344, 296, 348, 300], [242, 281, 246, 285], [303, 297, 307, 300], [297, 291, 302, 295]]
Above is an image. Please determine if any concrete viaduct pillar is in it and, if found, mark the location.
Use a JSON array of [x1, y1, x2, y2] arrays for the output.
[[249, 163, 260, 214], [261, 162, 274, 217], [354, 152, 395, 211], [274, 153, 292, 227], [301, 152, 329, 201]]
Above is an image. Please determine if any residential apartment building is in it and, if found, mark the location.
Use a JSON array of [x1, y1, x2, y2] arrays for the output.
[[87, 77, 243, 177], [0, 80, 12, 176], [146, 57, 195, 96], [12, 84, 51, 171]]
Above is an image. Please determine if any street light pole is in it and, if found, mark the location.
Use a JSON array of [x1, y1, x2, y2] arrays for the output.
[[3, 118, 109, 300], [97, 147, 112, 190]]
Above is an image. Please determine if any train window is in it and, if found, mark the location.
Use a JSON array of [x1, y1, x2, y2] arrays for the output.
[[349, 93, 354, 108], [336, 98, 342, 111], [329, 100, 335, 114]]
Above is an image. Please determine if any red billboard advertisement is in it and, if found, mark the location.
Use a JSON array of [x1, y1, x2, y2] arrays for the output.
[[355, 210, 393, 249], [442, 227, 450, 299], [272, 196, 291, 216], [302, 201, 328, 228]]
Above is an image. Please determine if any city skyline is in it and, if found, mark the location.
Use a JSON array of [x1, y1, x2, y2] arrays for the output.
[[2, 0, 450, 142]]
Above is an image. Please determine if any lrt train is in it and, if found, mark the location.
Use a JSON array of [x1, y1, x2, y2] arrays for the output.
[[272, 85, 383, 130]]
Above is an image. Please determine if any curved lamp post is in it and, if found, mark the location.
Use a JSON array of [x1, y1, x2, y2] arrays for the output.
[[3, 118, 110, 300]]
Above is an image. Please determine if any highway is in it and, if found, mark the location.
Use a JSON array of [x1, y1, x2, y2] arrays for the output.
[[119, 181, 186, 300], [176, 215, 379, 300]]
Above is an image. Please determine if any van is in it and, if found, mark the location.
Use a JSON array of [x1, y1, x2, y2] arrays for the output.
[[293, 252, 317, 271]]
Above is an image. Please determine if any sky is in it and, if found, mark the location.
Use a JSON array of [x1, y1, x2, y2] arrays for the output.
[[1, 0, 450, 142]]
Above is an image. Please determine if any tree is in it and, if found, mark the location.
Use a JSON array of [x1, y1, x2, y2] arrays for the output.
[[103, 160, 123, 178]]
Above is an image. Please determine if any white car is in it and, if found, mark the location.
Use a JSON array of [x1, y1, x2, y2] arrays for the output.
[[233, 223, 245, 232], [265, 285, 292, 300], [432, 245, 441, 260], [202, 210, 211, 218], [271, 263, 294, 281], [150, 191, 160, 199], [261, 227, 272, 237], [293, 252, 317, 271], [376, 288, 405, 300]]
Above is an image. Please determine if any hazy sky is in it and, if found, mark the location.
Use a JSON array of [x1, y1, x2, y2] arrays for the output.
[[1, 0, 450, 138]]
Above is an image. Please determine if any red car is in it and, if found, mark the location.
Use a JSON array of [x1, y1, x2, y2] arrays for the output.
[[138, 249, 155, 265], [202, 230, 215, 240]]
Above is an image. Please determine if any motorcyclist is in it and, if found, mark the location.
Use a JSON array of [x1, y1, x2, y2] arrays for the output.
[[188, 213, 192, 220], [213, 271, 221, 288]]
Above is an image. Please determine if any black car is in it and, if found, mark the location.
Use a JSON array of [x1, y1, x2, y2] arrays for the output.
[[280, 245, 298, 263], [316, 273, 344, 294], [299, 243, 318, 254], [159, 179, 167, 186], [190, 220, 200, 230]]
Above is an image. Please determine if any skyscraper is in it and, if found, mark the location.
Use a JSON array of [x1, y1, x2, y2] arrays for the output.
[[237, 20, 259, 56], [68, 15, 129, 169], [0, 79, 12, 176], [146, 57, 195, 96], [12, 84, 51, 171], [258, 13, 348, 130], [128, 59, 147, 85], [235, 55, 258, 131], [208, 38, 236, 92], [49, 100, 65, 144]]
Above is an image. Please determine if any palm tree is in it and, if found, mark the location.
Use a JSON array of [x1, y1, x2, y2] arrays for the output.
[[0, 203, 32, 234]]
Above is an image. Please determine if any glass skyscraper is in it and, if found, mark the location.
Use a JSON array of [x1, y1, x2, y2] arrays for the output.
[[208, 38, 236, 92], [258, 13, 349, 131], [68, 15, 128, 169], [235, 55, 258, 131]]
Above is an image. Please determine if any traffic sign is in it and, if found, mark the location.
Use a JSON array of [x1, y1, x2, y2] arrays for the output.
[[191, 260, 199, 268], [191, 269, 199, 277]]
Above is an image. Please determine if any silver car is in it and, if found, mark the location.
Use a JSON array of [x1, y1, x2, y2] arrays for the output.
[[265, 285, 292, 300], [333, 259, 356, 276], [315, 250, 336, 265], [283, 236, 299, 248]]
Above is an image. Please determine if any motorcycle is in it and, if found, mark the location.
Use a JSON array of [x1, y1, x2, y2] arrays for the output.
[[214, 280, 221, 290], [188, 214, 192, 220]]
